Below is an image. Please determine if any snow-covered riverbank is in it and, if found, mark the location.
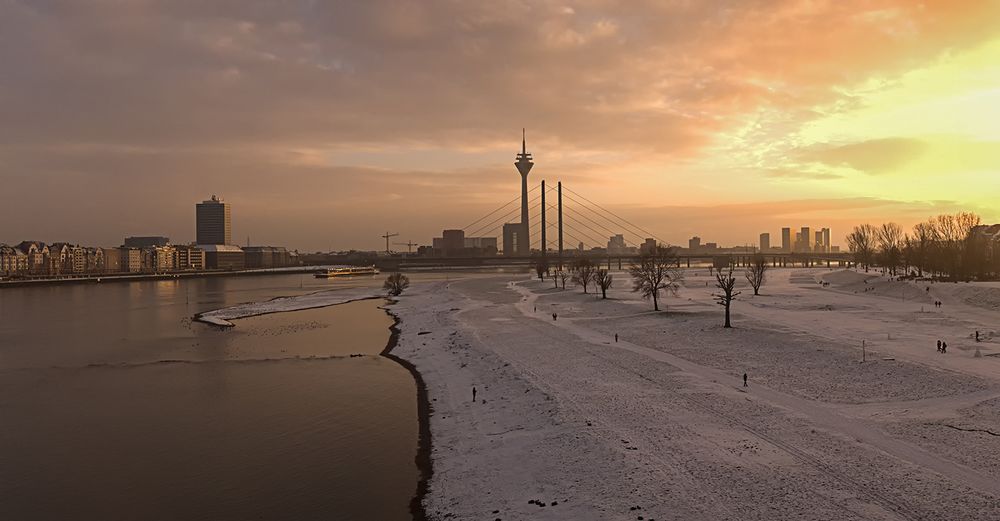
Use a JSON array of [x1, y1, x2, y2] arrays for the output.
[[389, 270, 1000, 520]]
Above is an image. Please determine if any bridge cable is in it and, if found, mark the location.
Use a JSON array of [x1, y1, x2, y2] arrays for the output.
[[462, 184, 540, 231], [562, 186, 663, 244], [560, 191, 651, 246]]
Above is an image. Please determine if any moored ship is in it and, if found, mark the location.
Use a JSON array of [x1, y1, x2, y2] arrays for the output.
[[314, 265, 380, 278]]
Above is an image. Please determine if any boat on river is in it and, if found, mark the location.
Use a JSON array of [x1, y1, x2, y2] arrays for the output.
[[314, 265, 380, 278]]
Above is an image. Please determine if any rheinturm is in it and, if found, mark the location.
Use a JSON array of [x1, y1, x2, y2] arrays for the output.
[[514, 128, 533, 256]]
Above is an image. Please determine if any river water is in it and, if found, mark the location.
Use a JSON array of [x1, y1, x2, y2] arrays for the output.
[[0, 273, 445, 521]]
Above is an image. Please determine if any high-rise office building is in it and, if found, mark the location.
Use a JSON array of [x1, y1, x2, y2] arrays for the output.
[[759, 233, 770, 252], [502, 223, 523, 256], [799, 226, 811, 252], [196, 195, 232, 245], [781, 227, 791, 252], [822, 228, 831, 253], [815, 231, 823, 251], [689, 236, 702, 250], [608, 234, 626, 254]]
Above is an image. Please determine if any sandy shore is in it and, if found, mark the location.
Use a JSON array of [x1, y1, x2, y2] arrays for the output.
[[389, 268, 1000, 520]]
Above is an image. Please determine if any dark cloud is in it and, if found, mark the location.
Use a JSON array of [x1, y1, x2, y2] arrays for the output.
[[1, 0, 998, 249]]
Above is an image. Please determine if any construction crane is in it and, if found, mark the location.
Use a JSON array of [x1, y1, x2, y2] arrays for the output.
[[394, 240, 418, 254], [381, 232, 399, 254]]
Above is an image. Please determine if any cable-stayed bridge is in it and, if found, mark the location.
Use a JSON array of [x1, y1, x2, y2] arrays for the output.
[[378, 180, 851, 271], [378, 131, 850, 270]]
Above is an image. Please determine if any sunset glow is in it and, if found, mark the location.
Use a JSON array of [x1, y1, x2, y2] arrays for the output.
[[1, 1, 998, 250]]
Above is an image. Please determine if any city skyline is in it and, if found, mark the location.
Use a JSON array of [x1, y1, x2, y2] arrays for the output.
[[2, 1, 998, 251]]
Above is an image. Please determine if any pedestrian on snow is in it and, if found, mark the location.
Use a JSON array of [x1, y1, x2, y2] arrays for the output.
[[472, 386, 477, 402], [615, 333, 619, 343], [552, 313, 557, 321], [942, 341, 948, 353], [743, 373, 748, 387], [976, 331, 980, 342], [937, 340, 942, 352]]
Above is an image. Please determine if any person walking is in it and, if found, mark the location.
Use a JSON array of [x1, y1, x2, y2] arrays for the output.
[[743, 373, 748, 387], [472, 386, 477, 402], [937, 339, 942, 352], [615, 333, 619, 343], [976, 331, 980, 342], [552, 313, 557, 321], [942, 341, 948, 353]]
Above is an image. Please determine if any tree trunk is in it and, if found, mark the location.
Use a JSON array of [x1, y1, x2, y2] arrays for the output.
[[724, 304, 731, 328], [601, 287, 607, 299], [653, 291, 659, 311]]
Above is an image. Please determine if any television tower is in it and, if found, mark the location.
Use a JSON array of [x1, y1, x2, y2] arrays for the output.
[[514, 128, 533, 256]]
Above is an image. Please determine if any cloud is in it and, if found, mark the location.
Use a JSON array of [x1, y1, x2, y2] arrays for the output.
[[1, 1, 998, 249], [762, 168, 844, 180], [800, 137, 927, 174]]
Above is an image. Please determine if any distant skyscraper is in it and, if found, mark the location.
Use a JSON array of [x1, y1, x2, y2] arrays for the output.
[[513, 129, 533, 256], [689, 236, 701, 250], [759, 233, 770, 252], [502, 223, 523, 256], [822, 228, 832, 253], [800, 226, 811, 252], [608, 234, 626, 254], [781, 227, 791, 252], [197, 195, 231, 245]]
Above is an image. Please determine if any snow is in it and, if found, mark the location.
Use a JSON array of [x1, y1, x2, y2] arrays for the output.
[[195, 286, 380, 326], [388, 268, 1000, 520]]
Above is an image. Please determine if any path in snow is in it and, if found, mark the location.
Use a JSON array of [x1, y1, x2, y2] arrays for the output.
[[391, 274, 1000, 520], [513, 279, 1000, 497]]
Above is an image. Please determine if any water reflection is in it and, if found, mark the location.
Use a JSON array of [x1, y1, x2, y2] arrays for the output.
[[0, 280, 418, 521]]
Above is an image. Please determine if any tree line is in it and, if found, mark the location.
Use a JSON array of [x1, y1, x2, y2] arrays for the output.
[[846, 212, 998, 280]]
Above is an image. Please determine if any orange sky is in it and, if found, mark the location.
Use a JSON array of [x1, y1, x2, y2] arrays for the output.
[[1, 1, 998, 251]]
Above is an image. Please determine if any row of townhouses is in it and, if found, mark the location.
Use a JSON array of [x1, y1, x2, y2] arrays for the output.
[[0, 241, 299, 277]]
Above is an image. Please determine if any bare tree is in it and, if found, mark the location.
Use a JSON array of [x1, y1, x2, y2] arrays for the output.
[[713, 266, 741, 328], [628, 245, 683, 311], [556, 270, 571, 290], [846, 224, 878, 271], [572, 258, 597, 294], [876, 222, 904, 276], [907, 221, 937, 277], [383, 272, 410, 297], [593, 269, 613, 299], [744, 253, 768, 295], [533, 256, 549, 280]]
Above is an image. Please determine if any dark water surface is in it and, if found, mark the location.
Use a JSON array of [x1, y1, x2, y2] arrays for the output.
[[0, 273, 443, 521]]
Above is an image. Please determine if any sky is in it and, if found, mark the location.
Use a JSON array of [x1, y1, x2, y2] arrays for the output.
[[1, 0, 998, 252]]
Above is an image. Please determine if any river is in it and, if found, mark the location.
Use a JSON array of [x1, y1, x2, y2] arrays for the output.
[[0, 272, 453, 521]]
